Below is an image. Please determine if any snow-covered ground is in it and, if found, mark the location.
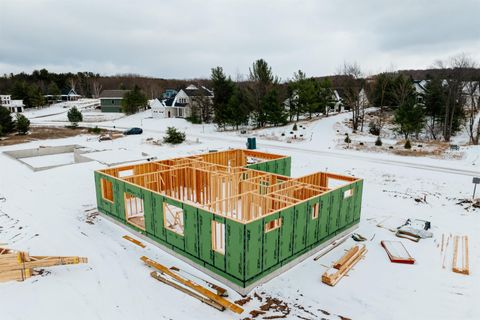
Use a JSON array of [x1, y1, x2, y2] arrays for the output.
[[1, 107, 479, 319]]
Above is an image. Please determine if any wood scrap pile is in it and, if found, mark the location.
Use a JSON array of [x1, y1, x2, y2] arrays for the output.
[[321, 244, 367, 286], [0, 247, 88, 283], [140, 256, 243, 314]]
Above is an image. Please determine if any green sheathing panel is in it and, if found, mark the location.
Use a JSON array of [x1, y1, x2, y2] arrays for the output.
[[245, 219, 263, 279], [197, 209, 214, 265], [163, 198, 185, 250], [263, 212, 280, 270], [151, 194, 166, 240], [226, 219, 245, 280], [183, 203, 199, 257], [213, 215, 226, 271], [95, 172, 126, 221], [306, 197, 321, 247], [353, 180, 364, 222], [293, 202, 308, 254], [328, 189, 342, 234], [318, 193, 332, 240], [284, 157, 291, 177], [279, 207, 294, 261]]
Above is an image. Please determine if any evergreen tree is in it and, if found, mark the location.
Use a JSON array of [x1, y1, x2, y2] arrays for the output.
[[423, 78, 446, 140], [318, 79, 335, 116], [163, 127, 186, 144], [15, 114, 30, 134], [0, 107, 14, 135], [394, 96, 425, 140], [247, 59, 278, 127], [226, 86, 249, 130], [211, 67, 235, 128], [67, 106, 83, 127], [121, 85, 148, 115], [48, 81, 61, 100], [263, 89, 287, 126]]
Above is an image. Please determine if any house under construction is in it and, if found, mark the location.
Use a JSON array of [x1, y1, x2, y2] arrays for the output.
[[94, 149, 363, 294]]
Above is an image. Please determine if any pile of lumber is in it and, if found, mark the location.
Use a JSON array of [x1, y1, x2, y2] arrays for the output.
[[0, 247, 88, 283], [381, 240, 415, 264], [452, 235, 469, 275], [321, 244, 367, 286], [141, 256, 244, 314]]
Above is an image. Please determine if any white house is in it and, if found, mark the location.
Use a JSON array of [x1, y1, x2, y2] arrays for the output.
[[149, 98, 166, 118], [162, 84, 214, 119], [0, 95, 24, 113]]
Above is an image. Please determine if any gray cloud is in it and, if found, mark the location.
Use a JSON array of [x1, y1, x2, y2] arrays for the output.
[[1, 0, 479, 79]]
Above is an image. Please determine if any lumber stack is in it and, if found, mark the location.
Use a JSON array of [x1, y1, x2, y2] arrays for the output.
[[0, 247, 88, 283], [141, 256, 244, 314], [452, 235, 469, 275], [321, 245, 367, 286]]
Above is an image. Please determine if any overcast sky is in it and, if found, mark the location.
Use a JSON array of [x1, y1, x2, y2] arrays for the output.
[[1, 0, 479, 80]]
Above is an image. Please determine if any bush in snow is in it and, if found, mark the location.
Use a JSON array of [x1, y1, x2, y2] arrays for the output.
[[163, 127, 186, 144], [67, 106, 83, 128], [344, 134, 351, 145], [375, 136, 382, 146], [293, 123, 298, 131], [0, 107, 14, 135], [369, 120, 381, 136], [404, 139, 412, 149], [16, 114, 30, 135]]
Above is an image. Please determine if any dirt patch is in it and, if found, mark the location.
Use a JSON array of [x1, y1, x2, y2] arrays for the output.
[[0, 126, 121, 146]]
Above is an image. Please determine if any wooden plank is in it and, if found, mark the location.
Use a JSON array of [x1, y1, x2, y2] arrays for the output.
[[141, 256, 244, 314], [150, 271, 225, 311], [170, 266, 228, 297], [452, 235, 469, 275], [381, 241, 415, 264], [333, 246, 359, 269], [122, 235, 146, 248], [321, 245, 366, 286]]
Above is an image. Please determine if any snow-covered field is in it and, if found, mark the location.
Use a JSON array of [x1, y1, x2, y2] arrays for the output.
[[1, 108, 479, 319]]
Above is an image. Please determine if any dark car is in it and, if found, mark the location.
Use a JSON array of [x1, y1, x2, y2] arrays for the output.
[[124, 127, 143, 135]]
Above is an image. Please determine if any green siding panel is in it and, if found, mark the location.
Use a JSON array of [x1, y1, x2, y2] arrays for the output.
[[284, 157, 291, 177], [245, 219, 263, 279], [183, 204, 199, 257], [142, 190, 154, 235], [152, 194, 166, 240], [263, 212, 280, 270], [293, 202, 307, 253], [226, 219, 245, 280], [198, 209, 214, 265], [306, 197, 320, 247], [213, 216, 226, 271], [354, 180, 363, 221], [319, 193, 331, 240], [279, 207, 294, 261], [328, 190, 341, 234]]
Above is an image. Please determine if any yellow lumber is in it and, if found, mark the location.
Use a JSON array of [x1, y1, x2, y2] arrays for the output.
[[141, 256, 244, 314], [123, 235, 146, 248], [452, 235, 469, 275], [333, 246, 359, 269], [150, 271, 225, 311], [322, 245, 366, 286]]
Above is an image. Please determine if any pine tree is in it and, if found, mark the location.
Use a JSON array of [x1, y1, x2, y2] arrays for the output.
[[0, 107, 15, 135], [424, 78, 445, 140], [394, 96, 425, 140], [211, 67, 235, 128], [247, 59, 278, 127], [67, 106, 83, 127], [163, 127, 186, 144], [263, 89, 287, 126], [121, 85, 148, 115], [15, 114, 30, 135]]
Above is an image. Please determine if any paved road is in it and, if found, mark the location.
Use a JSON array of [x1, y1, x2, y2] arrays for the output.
[[31, 121, 479, 177]]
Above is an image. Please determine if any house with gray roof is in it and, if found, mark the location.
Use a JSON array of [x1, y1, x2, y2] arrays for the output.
[[99, 90, 130, 112]]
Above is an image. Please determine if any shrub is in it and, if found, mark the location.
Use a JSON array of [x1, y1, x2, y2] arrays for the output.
[[404, 140, 412, 149], [0, 107, 14, 135], [375, 136, 382, 146], [186, 115, 202, 124], [16, 114, 30, 135], [344, 134, 351, 144], [88, 126, 102, 134], [67, 106, 83, 128], [163, 127, 186, 144], [293, 123, 298, 131], [369, 120, 381, 136]]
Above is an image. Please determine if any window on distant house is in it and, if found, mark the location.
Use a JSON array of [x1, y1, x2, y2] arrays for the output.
[[101, 178, 113, 202], [311, 203, 319, 219], [164, 203, 184, 235], [265, 218, 282, 233], [212, 221, 225, 254]]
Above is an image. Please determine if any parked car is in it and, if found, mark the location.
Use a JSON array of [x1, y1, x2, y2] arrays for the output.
[[124, 127, 143, 135]]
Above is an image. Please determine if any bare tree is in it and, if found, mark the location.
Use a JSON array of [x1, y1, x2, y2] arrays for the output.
[[338, 62, 364, 132], [68, 77, 77, 91], [464, 80, 480, 144], [92, 80, 102, 98]]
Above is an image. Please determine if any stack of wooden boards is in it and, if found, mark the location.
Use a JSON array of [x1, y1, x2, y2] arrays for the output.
[[321, 245, 367, 286], [0, 247, 88, 283], [141, 256, 244, 314], [381, 240, 415, 264]]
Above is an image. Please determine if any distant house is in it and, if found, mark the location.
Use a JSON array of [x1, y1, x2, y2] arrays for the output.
[[149, 98, 166, 118], [333, 88, 369, 112], [99, 90, 130, 113], [0, 95, 24, 113], [162, 89, 178, 99], [164, 84, 213, 119], [61, 88, 81, 101]]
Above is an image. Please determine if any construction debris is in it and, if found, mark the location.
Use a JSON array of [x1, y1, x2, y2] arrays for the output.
[[322, 244, 367, 286], [380, 241, 415, 264], [141, 256, 244, 314], [170, 265, 228, 297], [122, 235, 146, 248], [456, 198, 480, 211], [452, 235, 469, 275], [150, 271, 225, 311], [0, 247, 88, 283], [351, 233, 367, 242]]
